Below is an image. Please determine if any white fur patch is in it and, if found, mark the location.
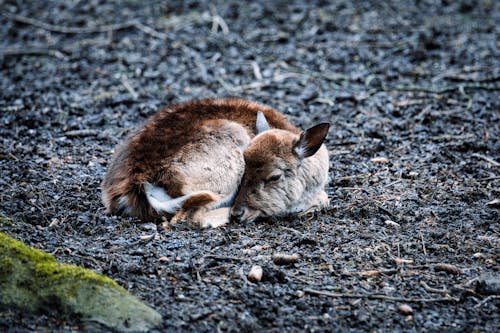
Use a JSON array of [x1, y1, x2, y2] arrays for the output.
[[144, 182, 172, 202], [144, 182, 230, 214], [144, 182, 187, 213]]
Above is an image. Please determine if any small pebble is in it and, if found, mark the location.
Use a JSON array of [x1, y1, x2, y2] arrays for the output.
[[158, 256, 169, 262], [397, 304, 413, 315], [247, 265, 263, 282]]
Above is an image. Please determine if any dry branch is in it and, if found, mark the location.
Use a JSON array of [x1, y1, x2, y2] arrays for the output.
[[1, 47, 66, 59], [3, 12, 167, 40], [3, 12, 136, 33], [304, 288, 459, 303], [382, 83, 500, 94]]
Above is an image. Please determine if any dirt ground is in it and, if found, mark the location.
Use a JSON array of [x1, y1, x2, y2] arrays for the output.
[[1, 0, 499, 332]]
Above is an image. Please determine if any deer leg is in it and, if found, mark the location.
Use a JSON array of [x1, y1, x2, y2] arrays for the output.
[[195, 207, 231, 228]]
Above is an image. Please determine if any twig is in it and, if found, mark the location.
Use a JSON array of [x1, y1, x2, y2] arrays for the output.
[[209, 5, 229, 35], [382, 83, 500, 94], [420, 281, 449, 295], [3, 12, 167, 40], [471, 153, 500, 167], [479, 176, 500, 181], [1, 47, 66, 60], [251, 61, 263, 80], [343, 268, 399, 276], [337, 173, 372, 181], [279, 226, 302, 235], [120, 76, 139, 100], [443, 73, 500, 83], [217, 72, 303, 93], [473, 295, 500, 308], [64, 129, 100, 137], [384, 179, 403, 188], [204, 255, 245, 261], [419, 232, 427, 256], [3, 12, 136, 33], [133, 21, 168, 40], [304, 288, 458, 303]]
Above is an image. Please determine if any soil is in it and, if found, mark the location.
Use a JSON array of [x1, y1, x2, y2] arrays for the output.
[[1, 0, 499, 332]]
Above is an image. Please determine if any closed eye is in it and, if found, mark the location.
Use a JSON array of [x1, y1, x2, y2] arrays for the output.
[[265, 174, 281, 183]]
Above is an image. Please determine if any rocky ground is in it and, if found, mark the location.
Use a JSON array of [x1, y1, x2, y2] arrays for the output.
[[1, 0, 499, 332]]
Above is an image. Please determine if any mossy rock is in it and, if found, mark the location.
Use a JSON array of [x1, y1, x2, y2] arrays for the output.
[[0, 232, 162, 332]]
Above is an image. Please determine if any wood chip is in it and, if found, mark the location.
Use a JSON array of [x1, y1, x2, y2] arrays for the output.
[[486, 199, 500, 208], [385, 220, 400, 227], [139, 232, 156, 242], [370, 157, 389, 164], [434, 263, 462, 275], [393, 257, 414, 264], [48, 218, 59, 228], [397, 304, 413, 315], [247, 265, 263, 282], [273, 253, 300, 265], [358, 270, 381, 276], [64, 129, 100, 137]]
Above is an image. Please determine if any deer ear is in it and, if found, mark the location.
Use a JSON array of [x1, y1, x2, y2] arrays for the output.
[[255, 111, 270, 134], [293, 123, 330, 159]]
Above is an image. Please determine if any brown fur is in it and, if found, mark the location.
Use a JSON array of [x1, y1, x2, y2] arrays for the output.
[[101, 98, 298, 221]]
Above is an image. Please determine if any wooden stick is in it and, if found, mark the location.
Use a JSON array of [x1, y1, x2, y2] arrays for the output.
[[1, 47, 67, 59], [304, 288, 459, 303], [3, 12, 168, 40], [420, 281, 449, 295], [471, 153, 500, 167], [474, 295, 500, 308], [3, 12, 136, 33], [382, 83, 500, 94]]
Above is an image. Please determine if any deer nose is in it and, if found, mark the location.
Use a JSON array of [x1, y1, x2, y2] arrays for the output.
[[230, 206, 247, 222]]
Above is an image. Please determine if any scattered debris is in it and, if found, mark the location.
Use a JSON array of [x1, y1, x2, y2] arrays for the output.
[[434, 263, 462, 275], [0, 1, 498, 331], [273, 253, 300, 265]]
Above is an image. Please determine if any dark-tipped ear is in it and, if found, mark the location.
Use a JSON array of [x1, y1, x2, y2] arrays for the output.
[[255, 111, 270, 134], [293, 123, 330, 159]]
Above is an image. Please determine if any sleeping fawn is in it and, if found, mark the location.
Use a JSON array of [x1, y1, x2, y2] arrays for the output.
[[101, 98, 330, 228]]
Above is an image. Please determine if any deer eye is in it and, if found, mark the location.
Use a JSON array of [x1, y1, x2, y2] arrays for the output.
[[265, 174, 282, 183]]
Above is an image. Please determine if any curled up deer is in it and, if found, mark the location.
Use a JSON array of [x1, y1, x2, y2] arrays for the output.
[[102, 98, 330, 228]]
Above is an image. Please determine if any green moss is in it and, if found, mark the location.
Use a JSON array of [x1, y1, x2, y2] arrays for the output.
[[0, 232, 55, 264], [0, 216, 13, 225], [0, 256, 14, 281], [34, 261, 119, 289], [0, 232, 161, 331]]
